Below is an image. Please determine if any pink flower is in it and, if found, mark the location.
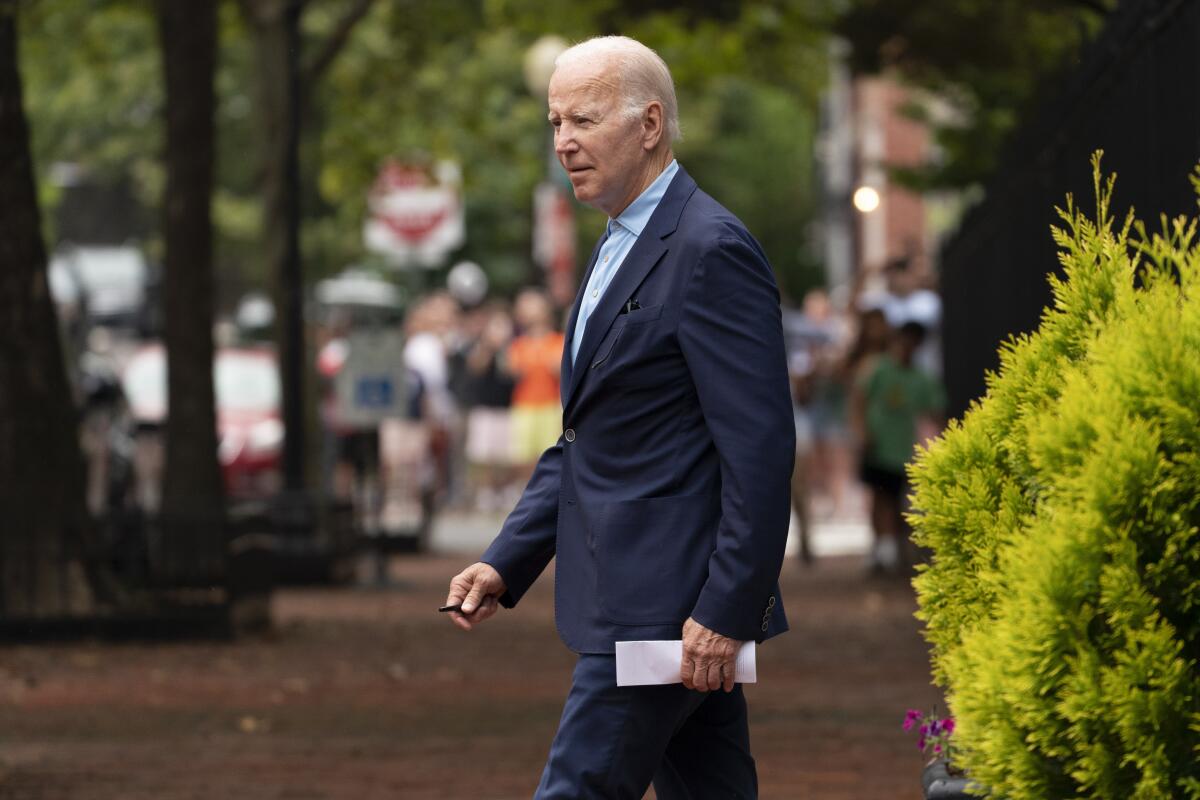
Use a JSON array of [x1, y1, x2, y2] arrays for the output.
[[903, 707, 956, 764]]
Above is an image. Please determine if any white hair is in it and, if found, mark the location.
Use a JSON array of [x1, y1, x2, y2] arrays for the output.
[[555, 35, 682, 143]]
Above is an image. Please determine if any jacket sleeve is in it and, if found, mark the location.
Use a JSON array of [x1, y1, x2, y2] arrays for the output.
[[480, 438, 562, 607], [677, 235, 795, 641]]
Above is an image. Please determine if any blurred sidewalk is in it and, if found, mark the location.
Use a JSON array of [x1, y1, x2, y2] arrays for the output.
[[0, 511, 932, 800], [431, 507, 871, 559]]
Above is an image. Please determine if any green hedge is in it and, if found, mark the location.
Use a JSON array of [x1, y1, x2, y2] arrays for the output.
[[909, 154, 1200, 799]]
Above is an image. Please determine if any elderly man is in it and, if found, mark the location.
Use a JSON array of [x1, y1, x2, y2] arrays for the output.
[[444, 35, 794, 799]]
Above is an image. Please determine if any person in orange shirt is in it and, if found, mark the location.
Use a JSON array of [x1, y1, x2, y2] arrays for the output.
[[507, 288, 564, 479]]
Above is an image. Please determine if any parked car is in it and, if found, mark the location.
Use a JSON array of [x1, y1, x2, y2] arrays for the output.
[[121, 343, 283, 503]]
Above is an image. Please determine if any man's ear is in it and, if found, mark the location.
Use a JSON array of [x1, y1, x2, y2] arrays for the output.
[[642, 101, 665, 150]]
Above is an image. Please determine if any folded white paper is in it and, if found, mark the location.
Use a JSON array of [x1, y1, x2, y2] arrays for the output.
[[615, 640, 756, 687]]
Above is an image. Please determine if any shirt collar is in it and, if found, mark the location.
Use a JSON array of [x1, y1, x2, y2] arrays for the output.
[[611, 159, 679, 237]]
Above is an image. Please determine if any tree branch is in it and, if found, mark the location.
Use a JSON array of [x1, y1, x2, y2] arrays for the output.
[[302, 0, 375, 86], [235, 0, 258, 27], [237, 0, 308, 31], [1055, 0, 1111, 16]]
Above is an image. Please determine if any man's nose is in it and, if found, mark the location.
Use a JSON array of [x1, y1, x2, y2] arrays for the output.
[[554, 126, 578, 155]]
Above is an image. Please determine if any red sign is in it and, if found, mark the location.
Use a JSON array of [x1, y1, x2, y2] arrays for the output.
[[364, 160, 464, 268]]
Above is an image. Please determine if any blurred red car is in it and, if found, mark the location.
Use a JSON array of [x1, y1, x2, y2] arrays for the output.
[[122, 343, 283, 501]]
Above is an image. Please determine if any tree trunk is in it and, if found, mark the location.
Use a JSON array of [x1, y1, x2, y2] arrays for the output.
[[241, 0, 376, 498], [244, 0, 307, 494], [0, 1, 97, 617], [157, 2, 224, 541]]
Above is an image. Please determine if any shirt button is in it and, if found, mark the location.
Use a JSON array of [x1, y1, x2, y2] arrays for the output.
[[564, 428, 576, 443], [592, 289, 598, 298]]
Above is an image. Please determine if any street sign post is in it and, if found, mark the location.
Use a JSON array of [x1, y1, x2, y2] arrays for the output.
[[533, 180, 576, 307], [332, 330, 409, 428]]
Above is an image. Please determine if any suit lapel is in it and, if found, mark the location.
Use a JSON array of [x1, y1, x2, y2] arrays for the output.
[[563, 166, 697, 410], [560, 232, 608, 405]]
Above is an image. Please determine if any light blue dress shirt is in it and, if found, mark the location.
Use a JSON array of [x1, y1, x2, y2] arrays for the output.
[[570, 159, 679, 364]]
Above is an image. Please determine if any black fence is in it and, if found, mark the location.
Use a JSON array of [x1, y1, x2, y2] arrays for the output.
[[940, 0, 1199, 420], [0, 505, 278, 641], [0, 496, 361, 641], [1, 370, 431, 639]]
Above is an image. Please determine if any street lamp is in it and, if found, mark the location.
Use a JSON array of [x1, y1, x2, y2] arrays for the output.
[[524, 35, 568, 181]]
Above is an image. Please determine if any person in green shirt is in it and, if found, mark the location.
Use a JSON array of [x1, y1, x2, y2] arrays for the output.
[[852, 321, 945, 574]]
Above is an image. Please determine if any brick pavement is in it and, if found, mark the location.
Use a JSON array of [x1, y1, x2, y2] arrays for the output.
[[0, 552, 939, 799]]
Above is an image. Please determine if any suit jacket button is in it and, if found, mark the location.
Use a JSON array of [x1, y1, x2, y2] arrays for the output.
[[564, 428, 576, 443], [761, 620, 770, 632], [767, 595, 776, 608]]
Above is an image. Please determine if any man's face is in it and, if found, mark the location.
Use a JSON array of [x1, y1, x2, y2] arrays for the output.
[[547, 60, 648, 217]]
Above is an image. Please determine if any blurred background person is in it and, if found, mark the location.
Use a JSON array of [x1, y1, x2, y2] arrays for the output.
[[782, 292, 836, 564], [844, 306, 893, 570], [316, 310, 373, 505], [799, 289, 856, 522], [404, 292, 463, 507], [506, 287, 563, 482], [860, 256, 943, 377], [851, 321, 944, 575], [316, 306, 429, 545], [461, 301, 516, 513]]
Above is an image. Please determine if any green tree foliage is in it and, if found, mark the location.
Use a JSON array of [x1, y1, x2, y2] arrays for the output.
[[20, 0, 831, 303], [681, 76, 822, 301], [908, 154, 1200, 798], [837, 0, 1114, 190], [311, 0, 830, 296], [17, 0, 163, 241], [309, 5, 550, 293], [17, 1, 269, 293]]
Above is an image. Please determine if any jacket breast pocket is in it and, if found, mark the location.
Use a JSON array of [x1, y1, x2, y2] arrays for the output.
[[591, 304, 665, 369], [595, 492, 719, 625], [621, 303, 664, 325]]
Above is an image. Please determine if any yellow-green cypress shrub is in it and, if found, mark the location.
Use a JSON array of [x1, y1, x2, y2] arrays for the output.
[[909, 154, 1200, 798]]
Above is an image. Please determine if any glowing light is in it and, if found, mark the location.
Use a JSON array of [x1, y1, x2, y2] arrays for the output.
[[853, 185, 881, 213], [524, 36, 569, 95]]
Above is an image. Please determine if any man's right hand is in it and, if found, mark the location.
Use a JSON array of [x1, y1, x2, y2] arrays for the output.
[[444, 562, 506, 631]]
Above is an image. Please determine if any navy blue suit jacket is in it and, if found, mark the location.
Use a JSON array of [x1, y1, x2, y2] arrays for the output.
[[482, 166, 795, 653]]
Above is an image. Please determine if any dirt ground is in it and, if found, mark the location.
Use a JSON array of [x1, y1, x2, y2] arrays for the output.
[[0, 553, 940, 799]]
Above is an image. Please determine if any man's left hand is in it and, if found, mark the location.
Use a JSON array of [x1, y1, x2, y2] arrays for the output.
[[680, 617, 742, 693]]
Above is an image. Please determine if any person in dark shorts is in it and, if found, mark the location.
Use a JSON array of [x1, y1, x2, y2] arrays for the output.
[[853, 321, 944, 573], [462, 304, 517, 511]]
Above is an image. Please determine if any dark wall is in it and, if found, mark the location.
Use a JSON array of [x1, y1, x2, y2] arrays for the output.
[[941, 0, 1200, 420]]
